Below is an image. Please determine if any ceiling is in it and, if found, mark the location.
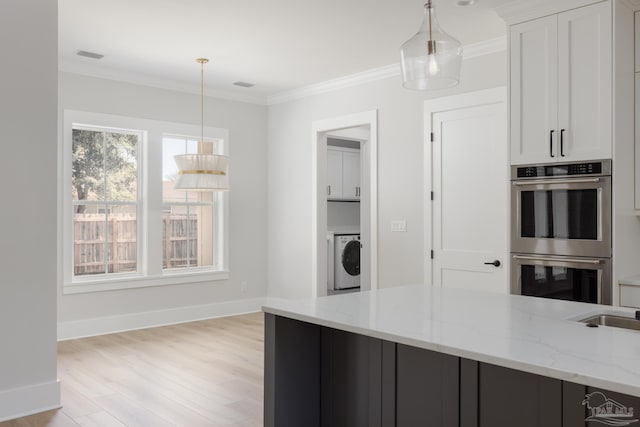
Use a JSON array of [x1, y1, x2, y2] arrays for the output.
[[59, 0, 509, 103]]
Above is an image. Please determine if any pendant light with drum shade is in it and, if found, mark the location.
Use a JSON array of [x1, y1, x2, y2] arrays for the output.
[[400, 1, 463, 90], [173, 58, 230, 191]]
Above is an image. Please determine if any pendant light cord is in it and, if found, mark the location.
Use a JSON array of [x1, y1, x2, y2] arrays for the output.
[[196, 58, 209, 144], [200, 60, 204, 144], [426, 1, 435, 55], [427, 1, 433, 42]]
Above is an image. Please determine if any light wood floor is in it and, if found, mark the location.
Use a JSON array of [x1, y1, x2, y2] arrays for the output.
[[1, 312, 264, 427]]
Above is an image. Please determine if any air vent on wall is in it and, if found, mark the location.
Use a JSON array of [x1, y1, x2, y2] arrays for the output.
[[76, 50, 104, 60], [233, 81, 255, 88]]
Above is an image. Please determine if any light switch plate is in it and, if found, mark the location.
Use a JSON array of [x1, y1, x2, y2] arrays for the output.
[[391, 220, 407, 232]]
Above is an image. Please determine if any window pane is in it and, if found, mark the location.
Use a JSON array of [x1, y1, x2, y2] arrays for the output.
[[162, 204, 214, 270], [162, 137, 189, 203], [162, 136, 222, 203], [72, 129, 105, 202], [106, 205, 137, 273], [163, 137, 202, 203], [74, 205, 107, 276], [72, 128, 139, 203], [74, 205, 138, 276], [105, 132, 138, 202]]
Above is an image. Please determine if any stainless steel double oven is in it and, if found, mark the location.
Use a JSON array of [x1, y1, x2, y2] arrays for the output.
[[510, 160, 612, 305]]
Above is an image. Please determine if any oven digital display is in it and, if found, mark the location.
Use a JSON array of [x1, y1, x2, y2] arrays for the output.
[[548, 166, 569, 176], [516, 162, 602, 178]]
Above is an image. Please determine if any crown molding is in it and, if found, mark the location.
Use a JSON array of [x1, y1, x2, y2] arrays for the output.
[[267, 36, 507, 105], [494, 0, 606, 25], [60, 36, 507, 108], [267, 63, 400, 106], [59, 58, 268, 105]]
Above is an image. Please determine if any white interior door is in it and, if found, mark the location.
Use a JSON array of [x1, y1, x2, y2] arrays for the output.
[[427, 88, 508, 293]]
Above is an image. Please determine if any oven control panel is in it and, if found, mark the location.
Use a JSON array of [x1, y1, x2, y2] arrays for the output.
[[515, 161, 606, 179]]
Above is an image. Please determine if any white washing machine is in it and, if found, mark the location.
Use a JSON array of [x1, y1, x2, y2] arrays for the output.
[[334, 234, 360, 289]]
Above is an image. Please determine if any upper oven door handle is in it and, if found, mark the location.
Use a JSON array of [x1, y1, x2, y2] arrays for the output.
[[512, 177, 601, 186], [512, 255, 603, 265]]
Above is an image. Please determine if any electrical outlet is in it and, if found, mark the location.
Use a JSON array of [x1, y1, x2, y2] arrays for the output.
[[391, 220, 407, 232], [241, 281, 248, 291]]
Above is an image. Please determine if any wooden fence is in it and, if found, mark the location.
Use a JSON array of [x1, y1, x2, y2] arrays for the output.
[[162, 213, 198, 269], [74, 213, 198, 275]]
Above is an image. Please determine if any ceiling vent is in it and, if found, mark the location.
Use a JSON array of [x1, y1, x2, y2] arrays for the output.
[[233, 81, 255, 88], [76, 50, 104, 60]]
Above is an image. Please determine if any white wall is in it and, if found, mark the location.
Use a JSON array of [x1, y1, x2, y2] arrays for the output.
[[267, 52, 507, 299], [328, 202, 360, 229], [0, 0, 60, 420], [58, 72, 268, 335], [612, 2, 640, 303]]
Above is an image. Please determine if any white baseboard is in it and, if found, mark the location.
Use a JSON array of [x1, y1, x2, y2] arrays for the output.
[[0, 380, 61, 422], [58, 297, 266, 341]]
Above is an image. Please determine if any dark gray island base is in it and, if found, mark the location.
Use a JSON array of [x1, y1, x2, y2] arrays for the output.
[[264, 314, 640, 427]]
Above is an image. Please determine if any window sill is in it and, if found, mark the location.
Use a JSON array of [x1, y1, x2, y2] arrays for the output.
[[63, 270, 230, 295]]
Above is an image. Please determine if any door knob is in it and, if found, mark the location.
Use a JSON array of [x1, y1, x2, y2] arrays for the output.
[[484, 260, 501, 267]]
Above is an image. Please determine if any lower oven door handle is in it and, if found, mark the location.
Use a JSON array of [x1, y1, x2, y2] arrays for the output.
[[512, 177, 601, 186], [513, 255, 602, 265]]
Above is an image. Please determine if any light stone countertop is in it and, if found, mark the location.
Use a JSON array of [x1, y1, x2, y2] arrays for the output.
[[263, 284, 640, 397]]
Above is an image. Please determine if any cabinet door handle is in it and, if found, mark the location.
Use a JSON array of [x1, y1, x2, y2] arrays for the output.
[[327, 185, 331, 196], [513, 177, 601, 186], [356, 187, 360, 197], [560, 129, 565, 157], [550, 130, 555, 158]]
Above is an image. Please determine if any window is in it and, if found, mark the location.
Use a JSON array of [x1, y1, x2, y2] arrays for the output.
[[72, 125, 141, 276], [62, 111, 229, 294], [162, 136, 221, 271]]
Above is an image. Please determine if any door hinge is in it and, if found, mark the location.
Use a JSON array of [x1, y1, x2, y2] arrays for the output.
[[430, 250, 434, 259], [430, 191, 434, 201], [430, 132, 434, 142]]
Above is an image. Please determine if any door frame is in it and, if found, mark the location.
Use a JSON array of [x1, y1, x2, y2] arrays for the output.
[[311, 110, 378, 297], [424, 87, 508, 285]]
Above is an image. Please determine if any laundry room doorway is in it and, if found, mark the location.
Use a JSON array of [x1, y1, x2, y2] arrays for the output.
[[311, 111, 378, 298]]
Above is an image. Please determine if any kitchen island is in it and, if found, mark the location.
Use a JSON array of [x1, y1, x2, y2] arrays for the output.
[[263, 285, 640, 427]]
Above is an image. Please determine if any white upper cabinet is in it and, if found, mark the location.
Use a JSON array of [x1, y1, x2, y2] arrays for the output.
[[510, 1, 611, 165], [327, 149, 343, 199], [557, 2, 611, 162], [510, 16, 558, 165], [327, 147, 360, 200], [341, 151, 360, 199]]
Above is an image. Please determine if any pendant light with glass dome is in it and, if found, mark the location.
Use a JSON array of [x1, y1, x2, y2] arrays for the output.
[[173, 58, 230, 191], [400, 1, 463, 90]]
